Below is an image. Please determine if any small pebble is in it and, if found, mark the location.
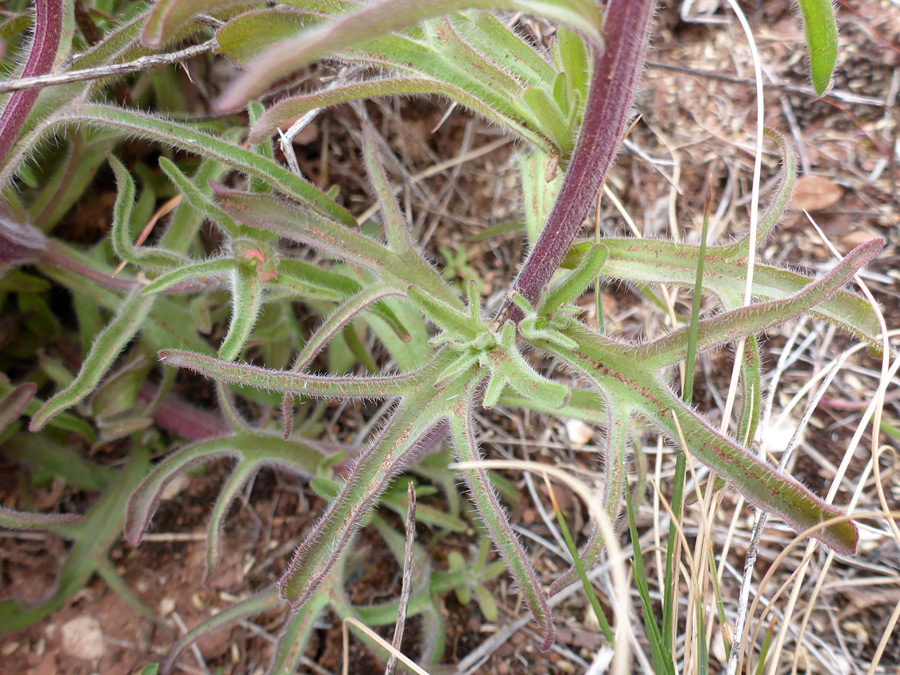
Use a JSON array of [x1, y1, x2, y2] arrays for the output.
[[61, 617, 105, 660]]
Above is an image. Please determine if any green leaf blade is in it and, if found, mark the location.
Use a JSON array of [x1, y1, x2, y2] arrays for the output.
[[797, 0, 839, 96], [159, 349, 427, 398], [216, 0, 602, 111], [29, 291, 155, 431]]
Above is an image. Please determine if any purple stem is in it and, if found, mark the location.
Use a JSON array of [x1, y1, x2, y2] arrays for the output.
[[137, 384, 230, 440], [0, 0, 64, 166], [0, 212, 47, 266], [494, 0, 656, 325], [41, 241, 218, 294]]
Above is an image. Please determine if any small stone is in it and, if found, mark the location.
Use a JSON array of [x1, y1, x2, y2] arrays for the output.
[[61, 617, 105, 660], [565, 419, 594, 447], [159, 597, 176, 616]]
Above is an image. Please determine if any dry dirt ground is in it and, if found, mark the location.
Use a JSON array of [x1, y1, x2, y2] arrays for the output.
[[2, 1, 900, 673]]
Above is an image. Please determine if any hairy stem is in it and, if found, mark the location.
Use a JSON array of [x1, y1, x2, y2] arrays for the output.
[[0, 0, 64, 165], [495, 0, 656, 324]]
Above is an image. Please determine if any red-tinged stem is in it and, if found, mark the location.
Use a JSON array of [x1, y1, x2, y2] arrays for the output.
[[0, 212, 46, 265], [494, 0, 656, 325], [0, 0, 64, 166], [136, 384, 230, 440], [41, 241, 215, 294]]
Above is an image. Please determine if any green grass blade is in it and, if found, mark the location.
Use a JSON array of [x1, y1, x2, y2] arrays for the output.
[[546, 479, 613, 643], [708, 550, 731, 660], [697, 597, 709, 675], [625, 482, 674, 675], [663, 187, 711, 649], [548, 406, 626, 595]]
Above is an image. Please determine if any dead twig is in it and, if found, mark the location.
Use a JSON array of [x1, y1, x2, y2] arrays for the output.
[[0, 41, 216, 94]]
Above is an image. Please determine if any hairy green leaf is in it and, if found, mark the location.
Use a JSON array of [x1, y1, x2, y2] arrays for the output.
[[108, 154, 187, 270], [29, 291, 154, 430], [0, 506, 83, 531], [141, 0, 254, 47], [449, 379, 555, 650], [218, 264, 263, 361], [216, 0, 602, 111], [159, 348, 432, 398], [57, 104, 355, 226]]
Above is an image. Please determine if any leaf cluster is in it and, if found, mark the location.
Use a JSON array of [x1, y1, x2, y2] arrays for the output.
[[0, 0, 864, 671]]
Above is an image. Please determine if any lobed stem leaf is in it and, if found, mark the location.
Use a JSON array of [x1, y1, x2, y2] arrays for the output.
[[159, 348, 432, 398], [636, 238, 884, 367], [449, 381, 555, 650]]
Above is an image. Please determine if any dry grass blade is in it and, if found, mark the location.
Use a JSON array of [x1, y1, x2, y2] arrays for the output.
[[385, 481, 417, 675], [342, 617, 431, 675], [730, 348, 850, 674]]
